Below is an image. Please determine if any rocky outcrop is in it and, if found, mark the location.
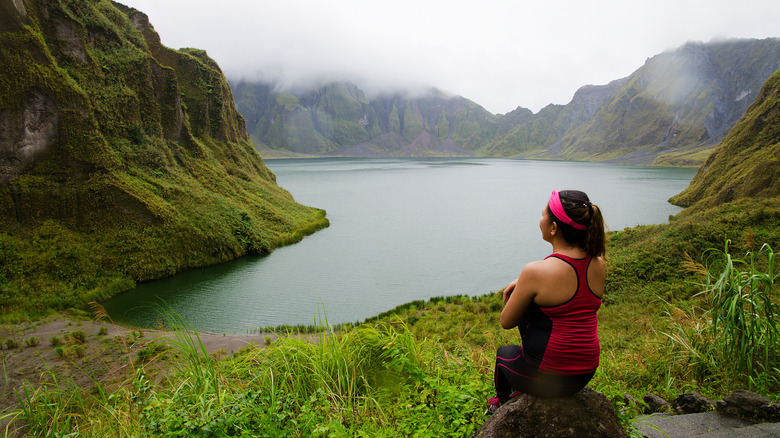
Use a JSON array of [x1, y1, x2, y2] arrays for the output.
[[472, 387, 627, 438], [673, 392, 716, 414], [631, 390, 780, 437], [0, 90, 60, 183], [641, 394, 672, 414], [477, 388, 780, 438], [627, 390, 779, 422], [0, 0, 27, 33], [716, 390, 780, 422]]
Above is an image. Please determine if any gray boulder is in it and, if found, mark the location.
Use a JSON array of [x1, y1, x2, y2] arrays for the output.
[[673, 392, 715, 414], [621, 393, 647, 416], [642, 394, 671, 414], [472, 386, 627, 437], [716, 390, 780, 422]]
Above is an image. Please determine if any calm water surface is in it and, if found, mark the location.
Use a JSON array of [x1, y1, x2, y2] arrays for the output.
[[102, 158, 697, 333]]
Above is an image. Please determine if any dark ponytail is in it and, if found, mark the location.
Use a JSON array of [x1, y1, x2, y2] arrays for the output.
[[546, 190, 607, 257]]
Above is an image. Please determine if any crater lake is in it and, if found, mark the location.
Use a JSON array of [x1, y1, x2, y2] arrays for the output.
[[102, 158, 697, 333]]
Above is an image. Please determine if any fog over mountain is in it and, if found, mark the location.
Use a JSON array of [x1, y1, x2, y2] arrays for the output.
[[119, 0, 780, 114], [231, 38, 780, 165]]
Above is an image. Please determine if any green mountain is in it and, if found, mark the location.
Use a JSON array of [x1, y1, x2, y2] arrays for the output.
[[670, 68, 780, 208], [0, 0, 327, 315], [232, 81, 499, 157], [604, 64, 780, 338], [235, 39, 780, 166], [537, 39, 780, 166], [481, 79, 628, 158]]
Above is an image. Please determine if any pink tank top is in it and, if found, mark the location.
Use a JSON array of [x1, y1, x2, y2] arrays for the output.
[[536, 253, 602, 374]]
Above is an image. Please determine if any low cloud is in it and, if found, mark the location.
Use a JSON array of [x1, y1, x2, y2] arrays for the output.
[[123, 0, 780, 114]]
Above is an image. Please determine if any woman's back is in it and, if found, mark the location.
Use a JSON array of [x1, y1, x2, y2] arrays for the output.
[[531, 252, 604, 307], [522, 253, 602, 374]]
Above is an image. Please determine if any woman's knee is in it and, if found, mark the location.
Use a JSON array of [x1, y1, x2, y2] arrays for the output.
[[496, 344, 522, 359]]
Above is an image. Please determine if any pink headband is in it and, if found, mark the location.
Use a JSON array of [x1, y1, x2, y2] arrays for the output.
[[548, 190, 587, 230]]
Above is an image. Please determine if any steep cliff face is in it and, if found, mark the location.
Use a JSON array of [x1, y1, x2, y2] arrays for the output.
[[480, 78, 628, 158], [670, 68, 780, 207], [0, 0, 327, 314], [527, 39, 780, 165], [232, 81, 500, 157]]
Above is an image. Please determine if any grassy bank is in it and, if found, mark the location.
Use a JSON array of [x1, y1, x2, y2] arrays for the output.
[[0, 205, 328, 324], [2, 313, 490, 437]]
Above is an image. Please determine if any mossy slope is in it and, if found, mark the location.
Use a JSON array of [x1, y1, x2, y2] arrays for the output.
[[670, 68, 780, 208], [0, 0, 327, 316]]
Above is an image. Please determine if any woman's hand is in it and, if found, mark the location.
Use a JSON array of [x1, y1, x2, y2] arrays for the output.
[[502, 279, 517, 304]]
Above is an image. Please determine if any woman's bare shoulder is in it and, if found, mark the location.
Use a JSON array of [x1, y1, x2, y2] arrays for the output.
[[592, 256, 606, 271], [522, 257, 566, 277]]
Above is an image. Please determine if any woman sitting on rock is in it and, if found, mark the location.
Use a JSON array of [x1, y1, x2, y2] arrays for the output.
[[489, 190, 607, 413]]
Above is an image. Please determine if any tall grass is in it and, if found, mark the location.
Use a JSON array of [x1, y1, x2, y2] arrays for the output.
[[10, 366, 110, 437], [663, 241, 779, 391], [4, 310, 488, 436], [128, 313, 487, 436], [704, 242, 778, 383], [155, 306, 222, 397]]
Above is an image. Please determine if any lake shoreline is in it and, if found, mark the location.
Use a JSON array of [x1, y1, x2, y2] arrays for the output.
[[102, 158, 696, 333]]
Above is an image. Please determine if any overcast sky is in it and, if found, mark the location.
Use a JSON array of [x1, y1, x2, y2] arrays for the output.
[[119, 0, 779, 114]]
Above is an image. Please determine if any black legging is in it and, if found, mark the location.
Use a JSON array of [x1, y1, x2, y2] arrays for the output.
[[494, 345, 595, 401]]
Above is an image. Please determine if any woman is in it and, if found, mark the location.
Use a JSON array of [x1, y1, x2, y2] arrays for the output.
[[488, 190, 606, 411]]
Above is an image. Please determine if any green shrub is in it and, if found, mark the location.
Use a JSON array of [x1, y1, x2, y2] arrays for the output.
[[5, 339, 19, 349], [701, 243, 778, 380], [136, 342, 169, 363], [70, 330, 87, 344], [128, 124, 145, 145], [24, 336, 39, 347], [72, 344, 85, 358], [50, 335, 63, 346]]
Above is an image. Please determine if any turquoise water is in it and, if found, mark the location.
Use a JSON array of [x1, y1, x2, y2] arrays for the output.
[[102, 158, 697, 333]]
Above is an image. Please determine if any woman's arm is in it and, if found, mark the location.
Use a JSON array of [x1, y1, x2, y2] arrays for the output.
[[499, 262, 541, 329]]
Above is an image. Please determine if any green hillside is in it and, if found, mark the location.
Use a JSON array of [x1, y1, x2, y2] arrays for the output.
[[0, 0, 327, 317], [670, 69, 780, 207], [549, 39, 780, 165], [233, 81, 499, 157]]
